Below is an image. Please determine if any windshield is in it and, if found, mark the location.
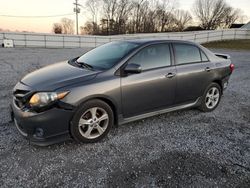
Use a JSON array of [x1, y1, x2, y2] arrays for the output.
[[77, 41, 139, 70]]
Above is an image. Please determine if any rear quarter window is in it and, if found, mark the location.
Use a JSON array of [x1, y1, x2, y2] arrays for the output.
[[201, 50, 209, 62]]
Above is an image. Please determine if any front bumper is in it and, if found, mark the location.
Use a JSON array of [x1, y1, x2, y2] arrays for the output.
[[10, 99, 74, 146]]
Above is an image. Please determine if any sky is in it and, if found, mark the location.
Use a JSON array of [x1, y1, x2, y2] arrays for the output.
[[0, 0, 249, 34]]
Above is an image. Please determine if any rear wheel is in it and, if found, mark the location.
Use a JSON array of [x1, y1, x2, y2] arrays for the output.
[[70, 100, 114, 143], [199, 83, 222, 112]]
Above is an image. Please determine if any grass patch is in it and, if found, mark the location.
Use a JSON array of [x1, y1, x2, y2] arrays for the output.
[[202, 40, 250, 50]]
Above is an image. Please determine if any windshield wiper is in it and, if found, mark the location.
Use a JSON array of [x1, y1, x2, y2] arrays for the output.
[[75, 60, 94, 70]]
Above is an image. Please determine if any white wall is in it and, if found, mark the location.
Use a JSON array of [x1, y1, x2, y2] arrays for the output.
[[0, 29, 249, 48]]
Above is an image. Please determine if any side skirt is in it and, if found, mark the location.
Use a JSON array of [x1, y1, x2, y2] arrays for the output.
[[118, 98, 200, 125]]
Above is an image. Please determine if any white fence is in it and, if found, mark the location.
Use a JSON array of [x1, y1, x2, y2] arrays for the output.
[[1, 29, 249, 48]]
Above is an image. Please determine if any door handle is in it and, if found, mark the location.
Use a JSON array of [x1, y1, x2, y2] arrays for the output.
[[205, 67, 211, 72], [165, 73, 176, 78]]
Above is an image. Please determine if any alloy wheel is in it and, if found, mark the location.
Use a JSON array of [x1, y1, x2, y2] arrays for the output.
[[78, 107, 109, 139], [205, 87, 220, 109]]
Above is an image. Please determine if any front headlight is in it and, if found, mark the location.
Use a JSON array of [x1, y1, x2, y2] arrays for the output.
[[29, 91, 69, 107]]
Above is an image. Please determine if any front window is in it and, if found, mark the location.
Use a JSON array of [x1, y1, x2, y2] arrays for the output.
[[77, 41, 139, 70], [128, 43, 171, 70]]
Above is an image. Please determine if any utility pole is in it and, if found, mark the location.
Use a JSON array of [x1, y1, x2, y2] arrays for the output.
[[102, 19, 109, 35], [73, 0, 81, 35]]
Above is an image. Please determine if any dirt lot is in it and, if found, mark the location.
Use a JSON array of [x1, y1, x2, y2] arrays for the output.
[[0, 47, 249, 187]]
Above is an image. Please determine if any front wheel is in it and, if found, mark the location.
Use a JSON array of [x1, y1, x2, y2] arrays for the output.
[[199, 83, 222, 112], [70, 99, 114, 143]]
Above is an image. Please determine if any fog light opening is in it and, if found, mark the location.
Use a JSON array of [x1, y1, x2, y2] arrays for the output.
[[34, 128, 44, 138]]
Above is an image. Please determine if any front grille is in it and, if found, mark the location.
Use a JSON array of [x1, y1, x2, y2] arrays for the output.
[[13, 89, 31, 109]]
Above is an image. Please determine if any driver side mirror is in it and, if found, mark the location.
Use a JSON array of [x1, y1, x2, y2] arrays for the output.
[[124, 64, 142, 74]]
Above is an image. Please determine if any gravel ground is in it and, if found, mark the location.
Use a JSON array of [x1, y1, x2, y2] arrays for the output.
[[0, 47, 249, 187]]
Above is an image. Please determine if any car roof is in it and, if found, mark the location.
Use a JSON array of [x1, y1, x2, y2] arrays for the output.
[[124, 39, 197, 46]]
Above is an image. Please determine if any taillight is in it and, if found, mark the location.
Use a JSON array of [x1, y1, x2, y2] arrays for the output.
[[230, 63, 235, 72]]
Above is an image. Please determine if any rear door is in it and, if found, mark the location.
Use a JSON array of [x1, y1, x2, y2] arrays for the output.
[[173, 43, 215, 104], [121, 43, 176, 118]]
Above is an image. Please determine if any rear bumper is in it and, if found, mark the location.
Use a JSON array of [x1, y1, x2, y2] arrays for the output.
[[221, 75, 231, 92], [10, 99, 74, 146]]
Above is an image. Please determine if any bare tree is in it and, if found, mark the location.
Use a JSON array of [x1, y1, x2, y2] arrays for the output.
[[80, 0, 245, 34], [174, 10, 192, 31], [127, 0, 178, 33], [85, 0, 100, 34], [223, 8, 241, 28], [52, 23, 63, 34], [238, 14, 249, 24], [102, 0, 119, 34], [102, 0, 118, 20], [133, 0, 149, 33], [81, 21, 100, 35], [154, 0, 176, 32], [81, 0, 195, 34], [115, 0, 134, 34], [142, 0, 162, 33], [86, 0, 100, 23], [61, 18, 75, 34], [194, 0, 240, 30]]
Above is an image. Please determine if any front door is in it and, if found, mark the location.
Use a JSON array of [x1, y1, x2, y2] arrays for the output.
[[121, 43, 177, 118]]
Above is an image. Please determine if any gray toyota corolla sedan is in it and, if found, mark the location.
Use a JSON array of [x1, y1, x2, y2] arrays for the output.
[[10, 40, 234, 146]]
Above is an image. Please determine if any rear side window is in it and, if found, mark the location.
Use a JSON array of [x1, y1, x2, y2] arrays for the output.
[[128, 44, 171, 70], [174, 44, 202, 65]]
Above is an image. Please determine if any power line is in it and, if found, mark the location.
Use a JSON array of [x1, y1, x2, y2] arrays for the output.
[[0, 13, 74, 18]]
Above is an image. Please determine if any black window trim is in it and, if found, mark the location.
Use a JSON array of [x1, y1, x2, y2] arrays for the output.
[[172, 42, 210, 66]]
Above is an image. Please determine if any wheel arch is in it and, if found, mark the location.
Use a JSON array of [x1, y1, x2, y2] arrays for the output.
[[211, 80, 223, 93], [75, 95, 119, 126]]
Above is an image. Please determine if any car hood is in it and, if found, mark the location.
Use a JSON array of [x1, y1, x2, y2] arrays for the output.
[[21, 61, 99, 91]]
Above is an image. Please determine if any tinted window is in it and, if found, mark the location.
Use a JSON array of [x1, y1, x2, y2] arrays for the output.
[[128, 44, 171, 70], [201, 50, 209, 62], [174, 44, 202, 65], [77, 41, 139, 70]]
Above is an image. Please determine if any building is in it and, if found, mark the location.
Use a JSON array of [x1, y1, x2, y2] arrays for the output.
[[241, 22, 250, 29]]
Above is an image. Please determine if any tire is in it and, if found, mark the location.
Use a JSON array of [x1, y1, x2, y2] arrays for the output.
[[70, 99, 114, 143], [198, 83, 222, 112]]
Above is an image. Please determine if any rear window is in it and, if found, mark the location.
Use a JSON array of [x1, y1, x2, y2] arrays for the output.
[[174, 44, 202, 65]]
